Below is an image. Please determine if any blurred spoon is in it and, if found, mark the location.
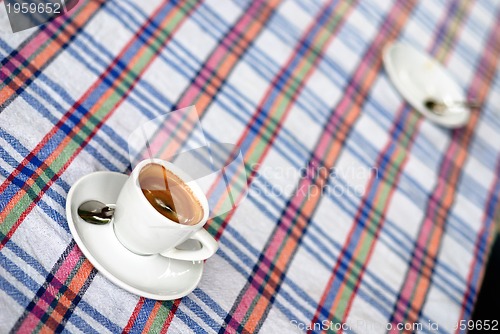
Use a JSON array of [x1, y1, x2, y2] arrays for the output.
[[424, 98, 482, 115]]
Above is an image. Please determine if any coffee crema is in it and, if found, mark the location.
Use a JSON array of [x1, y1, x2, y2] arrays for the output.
[[138, 163, 203, 226]]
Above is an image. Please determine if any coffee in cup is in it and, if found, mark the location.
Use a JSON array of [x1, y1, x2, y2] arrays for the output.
[[138, 163, 203, 226]]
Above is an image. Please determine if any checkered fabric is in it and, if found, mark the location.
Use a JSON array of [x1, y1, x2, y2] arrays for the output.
[[1, 0, 500, 333]]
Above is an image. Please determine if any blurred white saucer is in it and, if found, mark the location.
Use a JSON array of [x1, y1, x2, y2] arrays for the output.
[[383, 42, 470, 128]]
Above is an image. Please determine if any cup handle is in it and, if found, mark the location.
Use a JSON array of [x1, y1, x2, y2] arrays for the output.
[[160, 229, 219, 261]]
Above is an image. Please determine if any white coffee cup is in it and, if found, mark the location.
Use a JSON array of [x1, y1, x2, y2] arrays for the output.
[[113, 159, 218, 261]]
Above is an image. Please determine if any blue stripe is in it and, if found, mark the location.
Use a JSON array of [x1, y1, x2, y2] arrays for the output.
[[127, 298, 156, 334], [181, 296, 221, 332], [168, 305, 207, 334]]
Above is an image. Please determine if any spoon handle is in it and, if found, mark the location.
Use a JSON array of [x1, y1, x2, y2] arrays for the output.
[[454, 101, 482, 109]]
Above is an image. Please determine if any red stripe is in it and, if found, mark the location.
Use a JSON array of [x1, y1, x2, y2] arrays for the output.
[[122, 298, 145, 334]]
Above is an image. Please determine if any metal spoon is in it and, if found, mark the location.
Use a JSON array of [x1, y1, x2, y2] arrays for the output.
[[424, 98, 482, 115], [78, 200, 115, 225]]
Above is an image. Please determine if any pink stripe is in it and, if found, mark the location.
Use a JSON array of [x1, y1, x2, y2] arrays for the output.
[[22, 27, 61, 58], [143, 109, 202, 160], [18, 314, 40, 333], [265, 219, 289, 259], [203, 1, 258, 69], [227, 285, 260, 331], [16, 10, 68, 61], [54, 247, 82, 279], [175, 0, 262, 108], [390, 217, 433, 328], [391, 139, 461, 323], [315, 126, 336, 154], [229, 259, 276, 331], [17, 246, 81, 333]]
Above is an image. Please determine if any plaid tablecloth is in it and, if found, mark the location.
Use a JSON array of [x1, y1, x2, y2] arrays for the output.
[[1, 0, 500, 333]]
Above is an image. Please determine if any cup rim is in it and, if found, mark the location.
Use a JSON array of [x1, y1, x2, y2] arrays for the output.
[[131, 158, 210, 229]]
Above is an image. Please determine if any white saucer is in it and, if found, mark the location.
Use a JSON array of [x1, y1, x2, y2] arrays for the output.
[[383, 42, 470, 128], [66, 171, 204, 300]]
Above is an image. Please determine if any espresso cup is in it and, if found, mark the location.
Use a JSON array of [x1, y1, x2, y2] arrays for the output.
[[113, 159, 218, 261]]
